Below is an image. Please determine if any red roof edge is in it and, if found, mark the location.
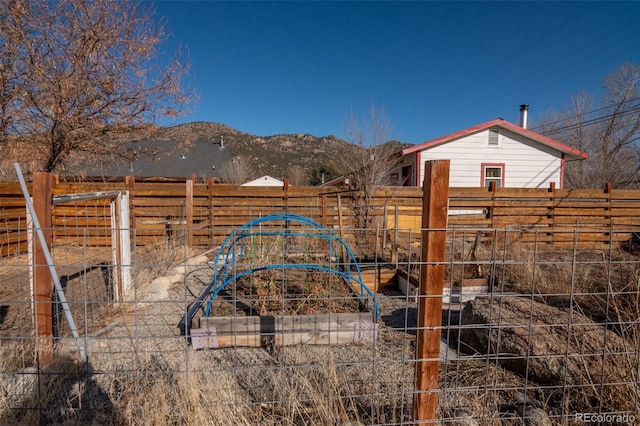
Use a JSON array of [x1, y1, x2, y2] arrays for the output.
[[401, 119, 588, 160]]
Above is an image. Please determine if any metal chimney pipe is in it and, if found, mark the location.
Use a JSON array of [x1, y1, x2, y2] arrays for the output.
[[519, 104, 529, 129]]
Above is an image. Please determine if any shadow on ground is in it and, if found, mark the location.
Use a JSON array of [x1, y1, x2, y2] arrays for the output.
[[0, 355, 123, 425]]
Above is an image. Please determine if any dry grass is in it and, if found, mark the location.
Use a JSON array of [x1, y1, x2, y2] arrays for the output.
[[440, 359, 535, 425], [133, 239, 197, 290], [108, 355, 256, 425], [2, 233, 640, 424], [487, 241, 640, 322], [0, 350, 119, 425], [448, 238, 640, 424], [1, 346, 411, 425], [0, 233, 410, 425]]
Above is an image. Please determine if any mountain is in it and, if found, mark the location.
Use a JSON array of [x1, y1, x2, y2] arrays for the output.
[[148, 122, 411, 181]]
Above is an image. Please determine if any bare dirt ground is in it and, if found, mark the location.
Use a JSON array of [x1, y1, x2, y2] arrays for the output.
[[0, 245, 117, 337]]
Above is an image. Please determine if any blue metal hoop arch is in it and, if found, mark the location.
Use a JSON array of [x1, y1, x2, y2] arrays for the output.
[[179, 213, 378, 337]]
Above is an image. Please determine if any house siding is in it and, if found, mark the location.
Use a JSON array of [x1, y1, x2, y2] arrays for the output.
[[412, 128, 563, 188]]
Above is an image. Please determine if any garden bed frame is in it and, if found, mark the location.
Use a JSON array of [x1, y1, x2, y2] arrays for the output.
[[191, 312, 377, 349], [179, 213, 379, 348]]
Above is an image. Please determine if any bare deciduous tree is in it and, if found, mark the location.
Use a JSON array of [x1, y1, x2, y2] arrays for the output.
[[0, 0, 29, 138], [286, 165, 307, 185], [0, 0, 193, 173], [341, 104, 401, 257], [535, 63, 640, 189], [219, 156, 255, 184]]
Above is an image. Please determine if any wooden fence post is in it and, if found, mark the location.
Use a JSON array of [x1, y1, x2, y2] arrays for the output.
[[548, 182, 556, 244], [337, 193, 347, 267], [31, 171, 55, 365], [208, 177, 215, 246], [382, 205, 388, 260], [283, 178, 289, 214], [321, 194, 328, 227], [414, 160, 450, 422], [125, 176, 136, 231], [488, 180, 496, 229], [117, 191, 132, 299], [393, 205, 399, 263], [186, 178, 194, 247], [604, 183, 614, 245]]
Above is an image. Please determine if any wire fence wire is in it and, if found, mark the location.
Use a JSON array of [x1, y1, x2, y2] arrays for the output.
[[1, 225, 639, 425]]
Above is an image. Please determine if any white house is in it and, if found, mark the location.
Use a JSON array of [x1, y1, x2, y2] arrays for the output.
[[392, 113, 588, 189], [242, 175, 285, 187]]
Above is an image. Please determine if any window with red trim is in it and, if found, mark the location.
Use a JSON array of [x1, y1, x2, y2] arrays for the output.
[[481, 163, 505, 187]]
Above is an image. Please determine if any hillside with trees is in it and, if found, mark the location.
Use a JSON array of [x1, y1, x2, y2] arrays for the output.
[[147, 121, 410, 184]]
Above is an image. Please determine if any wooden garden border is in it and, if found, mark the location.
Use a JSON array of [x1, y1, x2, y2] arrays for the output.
[[192, 312, 377, 349]]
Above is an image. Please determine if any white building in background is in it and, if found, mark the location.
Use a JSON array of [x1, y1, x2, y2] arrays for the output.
[[241, 175, 285, 187], [392, 106, 588, 189]]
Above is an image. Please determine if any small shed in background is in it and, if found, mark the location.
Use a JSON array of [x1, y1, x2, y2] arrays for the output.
[[242, 175, 285, 187]]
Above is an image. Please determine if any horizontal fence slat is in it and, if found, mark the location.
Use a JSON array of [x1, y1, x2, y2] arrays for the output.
[[2, 179, 640, 256]]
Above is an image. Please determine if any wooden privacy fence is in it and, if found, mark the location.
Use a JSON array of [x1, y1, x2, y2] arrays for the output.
[[2, 175, 640, 257], [386, 183, 640, 247]]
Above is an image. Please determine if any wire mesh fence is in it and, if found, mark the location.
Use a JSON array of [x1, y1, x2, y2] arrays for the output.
[[1, 224, 639, 425]]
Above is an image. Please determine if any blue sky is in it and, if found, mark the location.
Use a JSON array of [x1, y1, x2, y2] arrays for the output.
[[153, 1, 640, 144]]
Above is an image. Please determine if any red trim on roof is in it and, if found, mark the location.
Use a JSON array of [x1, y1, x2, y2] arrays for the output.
[[401, 119, 588, 160]]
